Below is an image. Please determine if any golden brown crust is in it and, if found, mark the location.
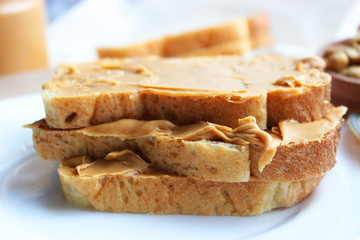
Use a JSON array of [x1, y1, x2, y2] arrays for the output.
[[59, 164, 323, 216], [250, 121, 342, 181], [140, 92, 267, 129], [267, 83, 331, 127], [85, 91, 268, 129]]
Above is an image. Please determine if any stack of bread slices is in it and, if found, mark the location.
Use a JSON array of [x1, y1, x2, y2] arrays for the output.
[[26, 53, 346, 216]]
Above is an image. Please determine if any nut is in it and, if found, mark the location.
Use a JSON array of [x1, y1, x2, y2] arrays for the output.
[[326, 51, 349, 71], [299, 56, 326, 70], [323, 27, 360, 77], [324, 45, 347, 57], [339, 66, 360, 79], [343, 46, 360, 63]]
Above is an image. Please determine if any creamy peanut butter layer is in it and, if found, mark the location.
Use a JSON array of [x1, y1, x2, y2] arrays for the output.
[[278, 106, 347, 143], [75, 150, 150, 177], [42, 55, 331, 129], [45, 56, 328, 95]]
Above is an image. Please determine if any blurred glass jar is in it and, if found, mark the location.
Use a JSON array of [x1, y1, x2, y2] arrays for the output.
[[0, 0, 48, 75]]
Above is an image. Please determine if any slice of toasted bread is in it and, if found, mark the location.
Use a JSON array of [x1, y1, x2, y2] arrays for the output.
[[41, 56, 331, 129], [97, 13, 273, 59], [248, 13, 273, 48], [58, 152, 323, 216], [172, 40, 252, 57], [27, 106, 345, 182], [97, 18, 251, 58]]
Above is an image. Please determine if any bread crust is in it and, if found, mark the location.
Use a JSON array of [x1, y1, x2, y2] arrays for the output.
[[251, 121, 342, 181], [140, 92, 267, 129], [267, 83, 331, 127], [59, 163, 323, 216], [42, 88, 268, 130]]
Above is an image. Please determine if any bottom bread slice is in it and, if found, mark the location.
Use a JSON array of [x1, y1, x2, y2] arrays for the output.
[[59, 153, 323, 216]]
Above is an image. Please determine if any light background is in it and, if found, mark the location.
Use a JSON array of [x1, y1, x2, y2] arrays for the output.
[[46, 0, 360, 65]]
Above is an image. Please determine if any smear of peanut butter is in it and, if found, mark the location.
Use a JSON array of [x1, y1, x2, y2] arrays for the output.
[[43, 56, 330, 100], [78, 116, 276, 172], [76, 150, 150, 177], [279, 106, 347, 143]]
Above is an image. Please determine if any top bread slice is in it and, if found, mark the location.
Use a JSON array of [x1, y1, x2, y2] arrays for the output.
[[97, 13, 272, 58], [248, 13, 273, 48], [42, 55, 331, 129]]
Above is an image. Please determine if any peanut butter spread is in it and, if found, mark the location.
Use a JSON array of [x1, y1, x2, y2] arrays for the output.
[[42, 56, 329, 98], [78, 117, 253, 145], [62, 156, 91, 168], [279, 106, 347, 143], [77, 119, 176, 138], [76, 150, 150, 177], [61, 150, 166, 177], [78, 116, 276, 171]]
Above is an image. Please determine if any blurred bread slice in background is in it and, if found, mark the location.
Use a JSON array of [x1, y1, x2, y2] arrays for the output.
[[97, 13, 273, 58]]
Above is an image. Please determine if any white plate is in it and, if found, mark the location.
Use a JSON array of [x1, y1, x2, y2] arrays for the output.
[[0, 94, 359, 240]]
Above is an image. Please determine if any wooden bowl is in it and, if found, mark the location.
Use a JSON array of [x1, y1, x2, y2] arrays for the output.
[[328, 70, 360, 114], [319, 39, 360, 114]]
